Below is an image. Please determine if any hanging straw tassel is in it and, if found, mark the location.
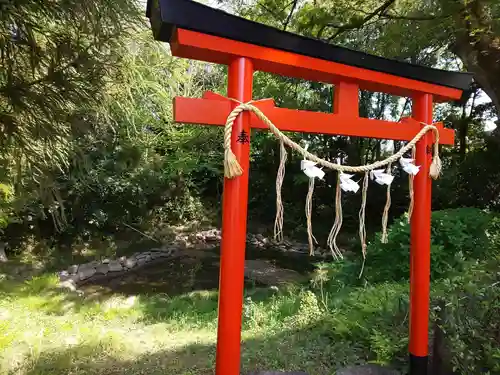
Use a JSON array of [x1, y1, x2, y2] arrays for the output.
[[429, 127, 442, 180], [381, 163, 392, 244], [358, 172, 369, 278], [407, 146, 416, 223], [429, 150, 442, 179], [327, 173, 343, 260], [305, 177, 318, 255], [274, 140, 287, 242], [224, 149, 243, 178]]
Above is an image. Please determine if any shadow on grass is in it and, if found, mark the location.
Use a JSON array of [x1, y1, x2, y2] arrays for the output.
[[0, 255, 285, 327], [0, 244, 311, 325], [20, 319, 371, 375]]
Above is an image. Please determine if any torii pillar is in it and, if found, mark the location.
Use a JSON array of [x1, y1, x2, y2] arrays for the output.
[[146, 1, 472, 374]]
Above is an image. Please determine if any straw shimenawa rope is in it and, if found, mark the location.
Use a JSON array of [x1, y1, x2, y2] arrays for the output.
[[274, 140, 287, 242], [223, 103, 442, 179], [305, 177, 318, 255], [381, 163, 392, 244], [327, 173, 343, 260], [407, 146, 416, 223], [358, 172, 369, 277], [222, 101, 441, 263]]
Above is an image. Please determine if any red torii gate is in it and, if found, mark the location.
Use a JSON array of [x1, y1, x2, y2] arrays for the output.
[[147, 1, 472, 374]]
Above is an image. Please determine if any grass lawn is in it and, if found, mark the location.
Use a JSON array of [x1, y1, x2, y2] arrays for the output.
[[0, 260, 410, 375]]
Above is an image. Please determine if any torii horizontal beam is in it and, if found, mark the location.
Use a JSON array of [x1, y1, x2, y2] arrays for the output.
[[148, 0, 472, 101], [174, 90, 454, 144], [171, 28, 464, 102]]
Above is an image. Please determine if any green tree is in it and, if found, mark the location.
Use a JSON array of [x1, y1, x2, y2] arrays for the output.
[[24, 31, 227, 239], [0, 0, 141, 226]]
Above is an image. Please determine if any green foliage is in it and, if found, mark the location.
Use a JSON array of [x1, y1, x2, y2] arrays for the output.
[[0, 262, 409, 374], [437, 256, 500, 374], [317, 208, 500, 288], [0, 183, 14, 230], [11, 32, 226, 237], [363, 208, 500, 283], [0, 0, 141, 224], [1, 254, 498, 374], [434, 139, 500, 211], [319, 283, 410, 367]]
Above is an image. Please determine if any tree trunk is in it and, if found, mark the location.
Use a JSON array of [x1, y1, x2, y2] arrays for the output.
[[458, 104, 469, 161], [450, 0, 500, 117]]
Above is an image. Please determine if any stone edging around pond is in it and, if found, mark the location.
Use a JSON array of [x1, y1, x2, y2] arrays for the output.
[[58, 248, 179, 289], [58, 229, 332, 291]]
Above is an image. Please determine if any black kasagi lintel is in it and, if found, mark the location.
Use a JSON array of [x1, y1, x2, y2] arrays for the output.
[[146, 0, 472, 91]]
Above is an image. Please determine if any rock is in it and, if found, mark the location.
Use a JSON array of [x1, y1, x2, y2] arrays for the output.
[[205, 229, 220, 242], [125, 258, 137, 268], [67, 265, 79, 274], [108, 261, 123, 272], [107, 270, 124, 279], [137, 258, 147, 266], [159, 250, 172, 257], [145, 255, 152, 262], [96, 264, 109, 275], [59, 280, 77, 292], [59, 270, 70, 281], [102, 258, 110, 264], [119, 256, 127, 264], [336, 365, 400, 375], [78, 267, 96, 280], [78, 262, 96, 271], [244, 260, 305, 285], [0, 243, 7, 262]]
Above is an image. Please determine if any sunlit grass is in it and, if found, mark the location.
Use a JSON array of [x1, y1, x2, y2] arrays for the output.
[[0, 268, 411, 375]]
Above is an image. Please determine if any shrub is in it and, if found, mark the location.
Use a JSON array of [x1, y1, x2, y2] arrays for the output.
[[363, 208, 500, 283], [436, 256, 500, 374], [314, 282, 410, 369], [317, 208, 500, 287]]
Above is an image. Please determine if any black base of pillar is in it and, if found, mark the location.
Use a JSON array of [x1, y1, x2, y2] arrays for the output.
[[409, 354, 428, 375]]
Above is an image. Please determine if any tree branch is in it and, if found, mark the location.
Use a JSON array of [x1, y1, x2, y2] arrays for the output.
[[0, 33, 119, 94], [397, 98, 410, 122], [283, 0, 298, 31], [257, 2, 280, 21], [344, 6, 452, 21], [380, 12, 452, 21], [326, 0, 396, 41]]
